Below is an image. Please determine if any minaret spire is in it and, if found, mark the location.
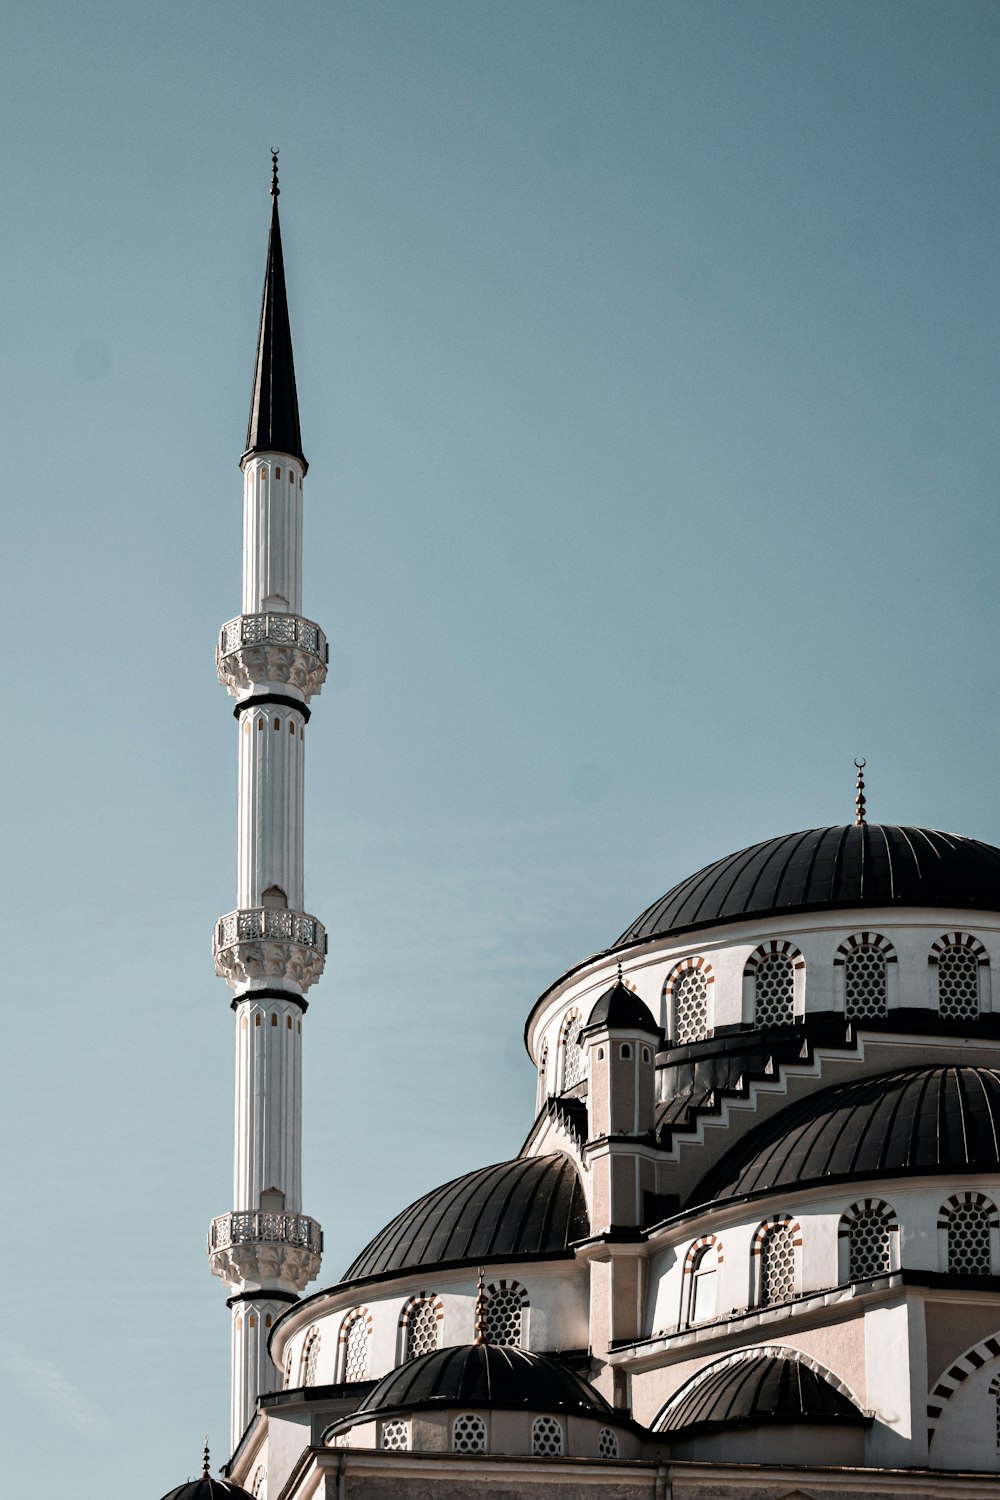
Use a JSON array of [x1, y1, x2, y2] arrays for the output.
[[245, 150, 305, 470], [208, 160, 328, 1452]]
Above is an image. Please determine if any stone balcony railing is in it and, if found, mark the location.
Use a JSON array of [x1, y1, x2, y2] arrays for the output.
[[213, 907, 327, 992], [217, 612, 328, 702], [209, 1210, 323, 1255], [208, 1210, 323, 1293]]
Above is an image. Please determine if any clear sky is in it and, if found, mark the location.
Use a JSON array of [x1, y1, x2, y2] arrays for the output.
[[1, 2, 998, 1494]]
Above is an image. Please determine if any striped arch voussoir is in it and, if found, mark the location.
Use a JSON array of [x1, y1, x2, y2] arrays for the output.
[[683, 1233, 725, 1272], [928, 932, 989, 967], [743, 940, 805, 978], [751, 1214, 802, 1255], [833, 932, 897, 967], [837, 1198, 898, 1238], [927, 1333, 1000, 1436], [339, 1306, 373, 1341], [937, 1192, 1000, 1230], [399, 1293, 445, 1327], [485, 1278, 528, 1306], [561, 1008, 581, 1040], [663, 956, 715, 998]]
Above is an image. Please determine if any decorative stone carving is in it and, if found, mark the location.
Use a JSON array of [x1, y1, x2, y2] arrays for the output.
[[208, 1211, 323, 1292], [217, 613, 328, 701], [214, 907, 327, 991]]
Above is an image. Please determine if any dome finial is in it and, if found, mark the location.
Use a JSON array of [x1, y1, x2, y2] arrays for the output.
[[616, 960, 623, 984], [270, 148, 279, 198], [201, 1438, 211, 1478], [473, 1266, 487, 1345], [854, 758, 867, 826]]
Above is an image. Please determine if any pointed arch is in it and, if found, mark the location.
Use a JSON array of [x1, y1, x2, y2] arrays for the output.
[[338, 1307, 373, 1382], [664, 957, 714, 1046], [751, 1215, 801, 1306]]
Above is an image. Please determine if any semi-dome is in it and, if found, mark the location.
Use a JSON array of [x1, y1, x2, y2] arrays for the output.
[[342, 1154, 589, 1283], [330, 1343, 614, 1428], [618, 825, 1000, 944], [692, 1065, 1000, 1206], [657, 1352, 867, 1434]]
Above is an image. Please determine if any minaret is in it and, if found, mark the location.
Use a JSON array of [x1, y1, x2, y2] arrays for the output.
[[208, 155, 327, 1450]]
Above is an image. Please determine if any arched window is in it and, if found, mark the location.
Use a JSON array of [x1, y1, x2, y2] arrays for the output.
[[755, 1220, 797, 1305], [597, 1428, 620, 1458], [941, 1193, 998, 1274], [401, 1295, 442, 1360], [844, 945, 888, 1019], [250, 1466, 266, 1499], [671, 967, 709, 1045], [934, 940, 983, 1020], [537, 1040, 549, 1106], [561, 1013, 585, 1090], [532, 1415, 564, 1455], [843, 1201, 896, 1280], [482, 1280, 527, 1346], [753, 952, 795, 1027], [340, 1309, 371, 1381], [381, 1419, 409, 1450], [283, 1346, 293, 1389], [991, 1373, 1000, 1449], [452, 1413, 487, 1453], [300, 1327, 320, 1386], [687, 1242, 719, 1324]]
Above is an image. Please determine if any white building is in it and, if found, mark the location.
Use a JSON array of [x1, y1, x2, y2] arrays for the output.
[[159, 168, 1000, 1500]]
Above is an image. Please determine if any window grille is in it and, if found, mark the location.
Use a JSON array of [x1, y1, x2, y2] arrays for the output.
[[938, 947, 980, 1020], [753, 953, 795, 1028], [532, 1415, 564, 1455], [452, 1413, 487, 1453], [562, 1016, 585, 1089], [948, 1203, 993, 1274], [538, 1041, 548, 1096], [482, 1285, 525, 1346], [381, 1419, 409, 1451], [673, 968, 708, 1044], [688, 1244, 718, 1324], [283, 1347, 293, 1389], [597, 1428, 619, 1458], [848, 1207, 893, 1279], [405, 1300, 440, 1360], [250, 1466, 266, 1499], [759, 1224, 795, 1304], [844, 946, 887, 1019], [302, 1328, 320, 1386], [996, 1387, 1000, 1450], [343, 1315, 369, 1381]]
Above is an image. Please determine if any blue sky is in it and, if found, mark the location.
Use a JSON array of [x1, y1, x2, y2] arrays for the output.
[[1, 2, 998, 1494]]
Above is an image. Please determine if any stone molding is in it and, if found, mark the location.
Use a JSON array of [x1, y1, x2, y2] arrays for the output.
[[218, 612, 328, 701], [214, 907, 327, 991], [209, 1210, 323, 1292]]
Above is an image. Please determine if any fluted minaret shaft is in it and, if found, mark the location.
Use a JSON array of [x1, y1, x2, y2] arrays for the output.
[[209, 166, 326, 1452]]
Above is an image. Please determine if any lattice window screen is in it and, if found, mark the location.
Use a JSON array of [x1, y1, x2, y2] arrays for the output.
[[532, 1415, 564, 1455], [753, 953, 795, 1028], [760, 1225, 795, 1304], [938, 947, 980, 1020], [405, 1301, 440, 1360], [673, 969, 708, 1044], [948, 1204, 992, 1274], [845, 946, 887, 1019]]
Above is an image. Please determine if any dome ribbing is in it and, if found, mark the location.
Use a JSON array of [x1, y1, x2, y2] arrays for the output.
[[659, 1354, 866, 1434]]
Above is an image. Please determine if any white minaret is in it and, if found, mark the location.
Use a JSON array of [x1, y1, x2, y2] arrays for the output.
[[208, 155, 327, 1450]]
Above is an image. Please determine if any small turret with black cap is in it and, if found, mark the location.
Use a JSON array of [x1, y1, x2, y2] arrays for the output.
[[158, 1442, 254, 1500]]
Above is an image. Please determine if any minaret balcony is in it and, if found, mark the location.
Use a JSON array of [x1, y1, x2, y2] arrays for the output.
[[208, 1210, 323, 1293], [214, 907, 327, 992], [217, 612, 328, 702]]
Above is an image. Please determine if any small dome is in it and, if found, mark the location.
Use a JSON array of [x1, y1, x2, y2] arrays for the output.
[[334, 1343, 614, 1425], [159, 1479, 254, 1500], [659, 1353, 866, 1434], [618, 825, 1000, 944], [342, 1154, 588, 1283], [692, 1065, 1000, 1205], [586, 977, 659, 1035]]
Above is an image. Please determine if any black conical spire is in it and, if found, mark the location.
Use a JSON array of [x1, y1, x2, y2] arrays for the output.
[[244, 151, 306, 470]]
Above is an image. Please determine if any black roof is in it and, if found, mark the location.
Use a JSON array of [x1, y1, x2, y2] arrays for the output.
[[159, 1480, 253, 1500], [586, 977, 660, 1035], [659, 1353, 866, 1434], [618, 825, 1000, 944], [693, 1065, 1000, 1206], [245, 194, 305, 468], [331, 1343, 614, 1427], [342, 1154, 589, 1283]]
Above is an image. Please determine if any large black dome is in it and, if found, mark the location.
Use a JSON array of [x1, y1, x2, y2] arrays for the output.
[[657, 1353, 866, 1434], [342, 1154, 589, 1283], [692, 1065, 1000, 1206], [618, 825, 1000, 944]]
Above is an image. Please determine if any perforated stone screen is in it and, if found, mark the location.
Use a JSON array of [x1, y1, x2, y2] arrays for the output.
[[845, 947, 887, 1019], [483, 1287, 523, 1346], [948, 1204, 992, 1274], [848, 1210, 893, 1279], [673, 969, 708, 1045], [938, 948, 980, 1020], [405, 1301, 439, 1359], [452, 1413, 487, 1453], [563, 1019, 585, 1089], [753, 953, 795, 1028], [532, 1415, 564, 1455], [760, 1226, 795, 1304], [598, 1428, 620, 1458], [381, 1419, 409, 1451], [302, 1330, 320, 1386], [343, 1318, 369, 1381]]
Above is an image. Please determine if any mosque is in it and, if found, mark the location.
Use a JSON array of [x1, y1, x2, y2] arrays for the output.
[[162, 165, 1000, 1498]]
